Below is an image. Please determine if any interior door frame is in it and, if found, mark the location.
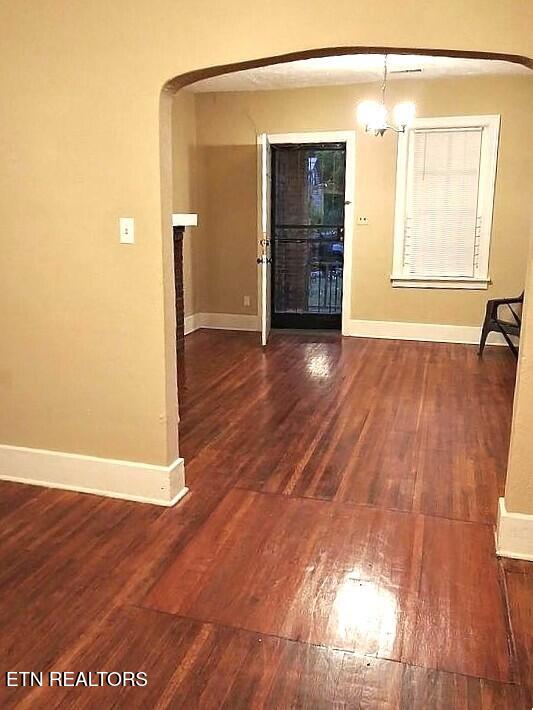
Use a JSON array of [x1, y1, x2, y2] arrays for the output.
[[258, 133, 272, 346], [258, 130, 356, 336]]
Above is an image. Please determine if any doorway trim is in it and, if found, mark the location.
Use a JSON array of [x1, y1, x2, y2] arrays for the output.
[[259, 131, 356, 336]]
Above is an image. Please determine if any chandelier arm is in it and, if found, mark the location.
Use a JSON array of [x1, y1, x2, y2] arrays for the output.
[[368, 123, 406, 136], [387, 124, 406, 134]]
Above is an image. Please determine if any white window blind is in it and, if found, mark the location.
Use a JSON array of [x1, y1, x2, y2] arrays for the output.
[[392, 115, 500, 289], [405, 128, 482, 278]]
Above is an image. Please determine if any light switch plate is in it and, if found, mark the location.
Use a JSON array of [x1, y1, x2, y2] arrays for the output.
[[119, 217, 135, 244]]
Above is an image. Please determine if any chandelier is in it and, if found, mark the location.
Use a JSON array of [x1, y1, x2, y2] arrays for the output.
[[356, 55, 416, 136]]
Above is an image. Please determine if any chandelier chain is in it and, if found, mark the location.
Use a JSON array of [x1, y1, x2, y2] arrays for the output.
[[381, 54, 388, 104]]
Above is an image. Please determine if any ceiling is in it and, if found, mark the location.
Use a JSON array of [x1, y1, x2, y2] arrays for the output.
[[189, 54, 529, 93]]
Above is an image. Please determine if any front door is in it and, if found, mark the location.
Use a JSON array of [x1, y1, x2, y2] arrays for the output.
[[271, 143, 346, 329]]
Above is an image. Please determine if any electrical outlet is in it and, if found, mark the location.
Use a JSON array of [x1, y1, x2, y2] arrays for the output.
[[357, 216, 369, 225], [243, 295, 251, 307], [119, 217, 135, 244]]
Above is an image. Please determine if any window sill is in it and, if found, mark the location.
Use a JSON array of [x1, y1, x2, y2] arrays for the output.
[[390, 277, 490, 290]]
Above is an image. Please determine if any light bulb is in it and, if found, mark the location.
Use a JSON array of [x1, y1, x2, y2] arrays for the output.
[[356, 101, 388, 132], [393, 101, 416, 130]]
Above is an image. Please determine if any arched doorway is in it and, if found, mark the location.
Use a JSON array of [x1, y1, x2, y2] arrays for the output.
[[161, 45, 532, 492]]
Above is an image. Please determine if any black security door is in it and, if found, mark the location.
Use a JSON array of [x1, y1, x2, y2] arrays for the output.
[[271, 143, 346, 329]]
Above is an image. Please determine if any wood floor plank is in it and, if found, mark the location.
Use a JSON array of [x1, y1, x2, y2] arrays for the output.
[[500, 556, 533, 576], [506, 570, 533, 705], [411, 345, 514, 524], [179, 331, 516, 523], [336, 655, 525, 709], [145, 490, 422, 658], [0, 480, 41, 519], [0, 497, 165, 677], [0, 330, 528, 707], [0, 473, 233, 694], [145, 487, 515, 682], [402, 515, 515, 682], [11, 607, 524, 710]]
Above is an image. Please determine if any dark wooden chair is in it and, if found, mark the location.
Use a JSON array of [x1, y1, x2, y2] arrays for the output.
[[479, 292, 523, 358]]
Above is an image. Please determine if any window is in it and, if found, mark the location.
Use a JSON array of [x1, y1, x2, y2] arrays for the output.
[[392, 115, 500, 289]]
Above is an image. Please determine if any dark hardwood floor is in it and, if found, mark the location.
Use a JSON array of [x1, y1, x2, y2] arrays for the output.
[[1, 329, 531, 708]]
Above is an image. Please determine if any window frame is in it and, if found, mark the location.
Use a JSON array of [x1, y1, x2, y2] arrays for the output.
[[391, 114, 501, 290]]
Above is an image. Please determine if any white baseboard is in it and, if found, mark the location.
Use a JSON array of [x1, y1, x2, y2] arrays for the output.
[[185, 312, 260, 334], [184, 313, 199, 335], [0, 444, 188, 506], [496, 497, 533, 561], [343, 319, 511, 346], [186, 313, 512, 346]]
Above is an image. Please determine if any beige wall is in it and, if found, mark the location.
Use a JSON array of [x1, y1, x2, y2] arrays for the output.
[[0, 0, 531, 491], [505, 219, 533, 515], [181, 75, 533, 325]]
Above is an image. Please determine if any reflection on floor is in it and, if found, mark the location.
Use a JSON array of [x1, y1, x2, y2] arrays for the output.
[[1, 329, 532, 708]]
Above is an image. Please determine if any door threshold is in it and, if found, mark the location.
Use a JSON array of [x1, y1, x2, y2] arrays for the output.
[[270, 328, 342, 337]]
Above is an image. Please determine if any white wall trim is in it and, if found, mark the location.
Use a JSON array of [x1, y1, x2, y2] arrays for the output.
[[200, 313, 260, 331], [344, 318, 511, 345], [185, 312, 260, 333], [0, 444, 188, 507], [496, 497, 533, 561], [265, 130, 356, 337], [391, 277, 490, 290], [186, 313, 514, 346], [172, 213, 198, 227]]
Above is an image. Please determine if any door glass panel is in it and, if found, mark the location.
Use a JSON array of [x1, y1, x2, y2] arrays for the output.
[[272, 144, 346, 328]]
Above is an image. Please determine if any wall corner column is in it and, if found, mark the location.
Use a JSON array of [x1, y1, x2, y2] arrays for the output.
[[496, 218, 533, 561]]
